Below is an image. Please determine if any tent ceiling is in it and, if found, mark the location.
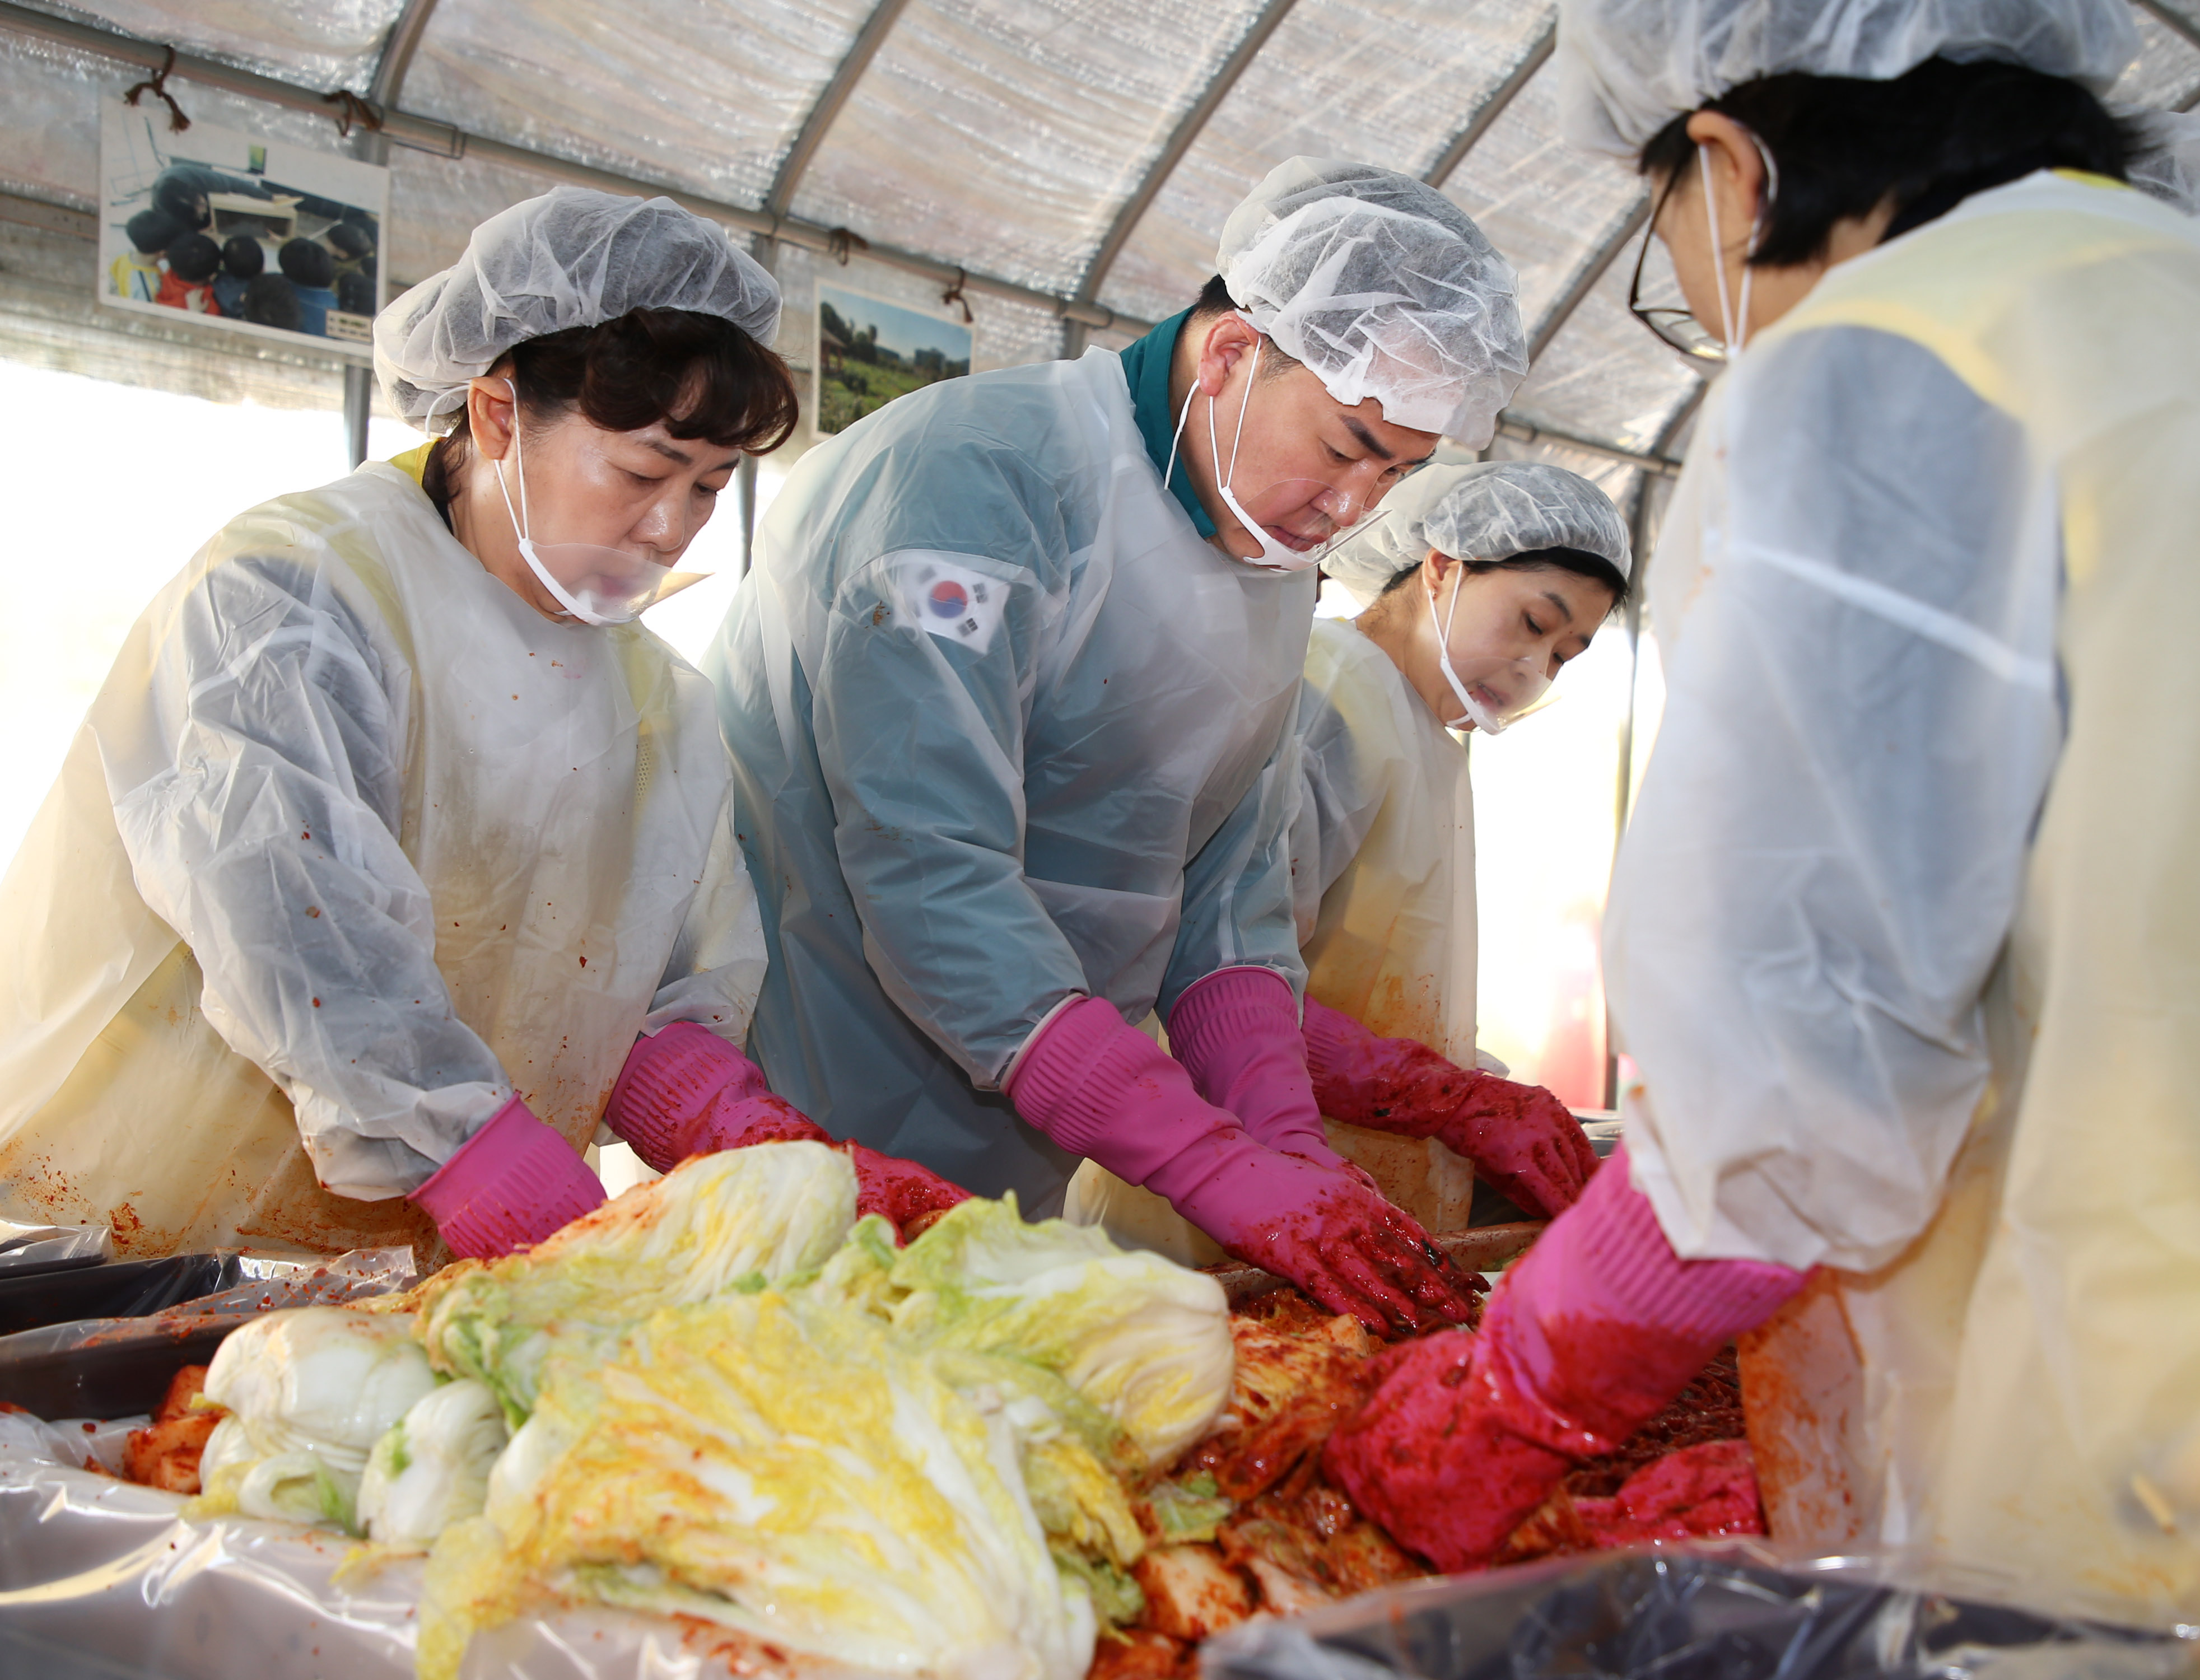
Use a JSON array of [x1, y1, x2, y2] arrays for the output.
[[3, 0, 2197, 479]]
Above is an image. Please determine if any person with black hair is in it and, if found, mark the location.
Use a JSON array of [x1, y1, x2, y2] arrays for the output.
[[109, 207, 176, 302], [148, 162, 275, 234], [709, 160, 1529, 1333], [239, 271, 302, 332], [325, 218, 376, 280], [1069, 461, 1624, 1263], [210, 234, 263, 318], [0, 188, 876, 1268], [155, 230, 223, 315], [1327, 0, 2200, 1616], [277, 236, 338, 335], [334, 268, 375, 320]]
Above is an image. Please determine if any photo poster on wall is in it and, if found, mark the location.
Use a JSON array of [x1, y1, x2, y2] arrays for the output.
[[98, 102, 390, 357], [814, 282, 973, 436]]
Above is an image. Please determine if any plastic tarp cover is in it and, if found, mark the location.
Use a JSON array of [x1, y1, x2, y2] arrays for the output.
[[0, 1242, 885, 1676], [1201, 1542, 2199, 1680], [0, 1407, 889, 1680], [399, 0, 872, 213], [1097, 0, 1551, 326], [17, 0, 407, 95], [0, 1216, 112, 1270]]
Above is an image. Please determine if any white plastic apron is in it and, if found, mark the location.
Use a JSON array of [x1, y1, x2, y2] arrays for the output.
[[1065, 620, 1480, 1261], [0, 463, 753, 1258], [719, 347, 1313, 1214], [1643, 178, 2200, 1622]]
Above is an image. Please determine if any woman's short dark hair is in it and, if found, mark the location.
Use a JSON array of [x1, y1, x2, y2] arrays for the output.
[[423, 306, 801, 521], [1380, 543, 1632, 612], [1640, 57, 2133, 266], [166, 232, 222, 284], [221, 235, 265, 279]]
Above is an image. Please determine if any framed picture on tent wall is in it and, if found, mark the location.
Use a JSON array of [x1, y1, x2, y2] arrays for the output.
[[98, 102, 389, 357], [814, 282, 972, 436]]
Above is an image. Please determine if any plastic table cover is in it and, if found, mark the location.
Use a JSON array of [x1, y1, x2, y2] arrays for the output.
[[0, 1408, 890, 1680], [0, 1216, 113, 1271], [1201, 1541, 2199, 1680], [0, 1244, 893, 1680]]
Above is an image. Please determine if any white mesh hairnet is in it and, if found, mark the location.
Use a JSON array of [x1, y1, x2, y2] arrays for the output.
[[375, 185, 784, 432], [1215, 158, 1528, 446], [2125, 108, 2200, 216], [1556, 0, 2141, 157], [1321, 461, 1632, 606]]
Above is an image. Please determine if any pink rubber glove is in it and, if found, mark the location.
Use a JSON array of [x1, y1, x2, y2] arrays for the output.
[[604, 1022, 815, 1174], [1007, 996, 1477, 1335], [1168, 967, 1345, 1170], [408, 1096, 607, 1260], [1323, 1142, 1803, 1569], [605, 1023, 971, 1238], [1303, 998, 1600, 1218]]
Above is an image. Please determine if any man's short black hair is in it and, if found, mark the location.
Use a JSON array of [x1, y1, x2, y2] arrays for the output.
[[1183, 273, 1300, 376], [278, 237, 335, 290], [1190, 273, 1237, 319], [1639, 56, 2132, 266]]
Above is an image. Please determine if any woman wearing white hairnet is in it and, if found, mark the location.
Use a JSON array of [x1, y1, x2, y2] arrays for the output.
[[1327, 0, 2200, 1614], [710, 159, 1526, 1333], [0, 187, 957, 1263], [1068, 463, 1626, 1261]]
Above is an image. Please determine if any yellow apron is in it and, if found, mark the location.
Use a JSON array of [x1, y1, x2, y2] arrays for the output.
[[1063, 620, 1479, 1262], [1715, 176, 2200, 1622], [0, 454, 755, 1259]]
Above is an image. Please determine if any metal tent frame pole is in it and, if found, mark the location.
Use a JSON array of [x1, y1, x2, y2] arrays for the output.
[[0, 0, 1153, 338], [1063, 0, 1301, 355], [342, 0, 445, 469]]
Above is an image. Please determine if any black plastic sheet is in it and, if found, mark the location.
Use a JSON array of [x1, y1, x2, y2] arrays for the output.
[[1202, 1543, 2196, 1680], [0, 1248, 416, 1418]]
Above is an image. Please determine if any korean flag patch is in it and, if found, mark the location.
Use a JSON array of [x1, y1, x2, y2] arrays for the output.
[[894, 552, 1008, 657]]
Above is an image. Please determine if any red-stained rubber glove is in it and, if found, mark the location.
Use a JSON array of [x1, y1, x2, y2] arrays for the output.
[[1322, 1142, 1804, 1570], [604, 1021, 797, 1174], [1303, 998, 1600, 1218], [605, 1023, 971, 1237], [1006, 996, 1477, 1335], [1168, 967, 1346, 1170], [842, 1142, 973, 1236], [408, 1096, 606, 1259]]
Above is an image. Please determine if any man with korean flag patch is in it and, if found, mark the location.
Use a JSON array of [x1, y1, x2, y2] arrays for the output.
[[706, 160, 1528, 1333]]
